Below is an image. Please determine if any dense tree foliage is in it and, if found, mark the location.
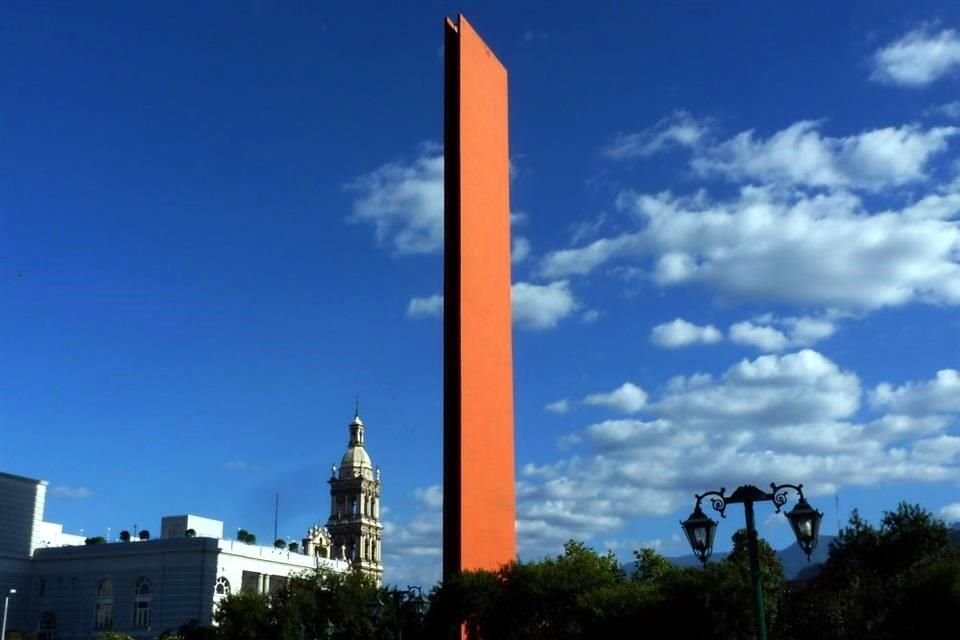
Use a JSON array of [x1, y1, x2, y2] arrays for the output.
[[111, 501, 956, 640], [779, 502, 959, 639]]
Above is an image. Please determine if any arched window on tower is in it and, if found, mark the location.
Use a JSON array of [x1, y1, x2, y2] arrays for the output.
[[94, 579, 113, 630], [132, 577, 152, 629]]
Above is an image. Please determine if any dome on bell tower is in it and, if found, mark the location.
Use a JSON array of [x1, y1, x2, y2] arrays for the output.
[[338, 412, 374, 480]]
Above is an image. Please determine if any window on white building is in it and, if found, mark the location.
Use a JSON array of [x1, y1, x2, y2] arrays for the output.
[[215, 577, 231, 597], [132, 577, 152, 629], [38, 611, 56, 640], [94, 579, 113, 630]]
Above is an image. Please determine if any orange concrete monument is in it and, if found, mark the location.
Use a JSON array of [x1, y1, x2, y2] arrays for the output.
[[443, 14, 516, 579]]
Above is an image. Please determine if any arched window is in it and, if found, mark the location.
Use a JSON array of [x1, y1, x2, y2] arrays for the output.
[[214, 576, 231, 598], [38, 611, 56, 640], [132, 577, 152, 629], [94, 579, 113, 630]]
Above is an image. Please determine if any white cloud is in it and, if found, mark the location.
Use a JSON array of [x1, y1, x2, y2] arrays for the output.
[[729, 321, 789, 351], [870, 369, 960, 415], [515, 352, 958, 558], [581, 309, 601, 323], [546, 399, 570, 414], [656, 350, 861, 428], [542, 183, 960, 312], [405, 282, 579, 330], [511, 281, 578, 330], [871, 27, 960, 87], [347, 148, 443, 255], [609, 187, 960, 311], [692, 121, 957, 191], [49, 485, 92, 499], [603, 110, 708, 159], [940, 502, 960, 522], [783, 316, 837, 345], [381, 509, 442, 586], [727, 314, 840, 353], [538, 233, 642, 279], [512, 236, 531, 263], [413, 485, 443, 509], [387, 352, 960, 576], [928, 101, 960, 119], [406, 294, 443, 318], [651, 318, 723, 348], [584, 382, 648, 413]]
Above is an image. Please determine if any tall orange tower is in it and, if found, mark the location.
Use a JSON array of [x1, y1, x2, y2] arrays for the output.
[[442, 15, 516, 579]]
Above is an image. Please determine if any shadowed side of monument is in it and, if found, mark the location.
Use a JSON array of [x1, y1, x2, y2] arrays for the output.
[[443, 14, 516, 580]]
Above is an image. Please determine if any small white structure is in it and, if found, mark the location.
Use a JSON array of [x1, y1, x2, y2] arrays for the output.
[[160, 515, 224, 540]]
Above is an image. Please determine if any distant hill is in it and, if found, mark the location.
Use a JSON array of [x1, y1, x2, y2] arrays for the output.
[[666, 535, 836, 580], [777, 536, 834, 579]]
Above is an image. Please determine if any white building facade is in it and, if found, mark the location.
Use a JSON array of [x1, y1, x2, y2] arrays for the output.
[[0, 413, 384, 639]]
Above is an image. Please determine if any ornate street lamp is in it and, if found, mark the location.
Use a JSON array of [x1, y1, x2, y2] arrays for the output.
[[405, 585, 428, 618], [785, 496, 824, 559], [370, 585, 428, 640], [680, 504, 718, 566], [680, 483, 823, 640]]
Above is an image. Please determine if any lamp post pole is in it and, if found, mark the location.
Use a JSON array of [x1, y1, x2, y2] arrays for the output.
[[680, 483, 823, 640], [1, 588, 16, 640], [742, 498, 767, 640]]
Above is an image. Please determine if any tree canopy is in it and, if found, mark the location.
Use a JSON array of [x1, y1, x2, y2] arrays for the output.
[[199, 501, 960, 640]]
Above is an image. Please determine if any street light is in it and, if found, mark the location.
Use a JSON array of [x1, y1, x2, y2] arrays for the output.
[[680, 504, 718, 565], [680, 483, 823, 640], [369, 585, 428, 640], [1, 588, 17, 640]]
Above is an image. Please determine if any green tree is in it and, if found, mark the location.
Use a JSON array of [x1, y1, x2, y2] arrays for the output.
[[97, 633, 135, 640], [274, 539, 287, 549], [213, 591, 273, 640], [885, 553, 960, 637], [633, 546, 678, 583], [725, 528, 787, 634], [85, 536, 107, 545], [782, 502, 956, 639], [213, 568, 387, 640], [273, 569, 384, 640], [236, 529, 256, 545], [156, 619, 217, 640], [426, 540, 628, 639]]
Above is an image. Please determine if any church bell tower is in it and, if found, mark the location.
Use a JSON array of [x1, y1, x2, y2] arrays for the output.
[[326, 411, 383, 584]]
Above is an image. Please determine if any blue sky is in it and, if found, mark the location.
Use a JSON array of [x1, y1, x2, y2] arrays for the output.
[[2, 1, 960, 587]]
